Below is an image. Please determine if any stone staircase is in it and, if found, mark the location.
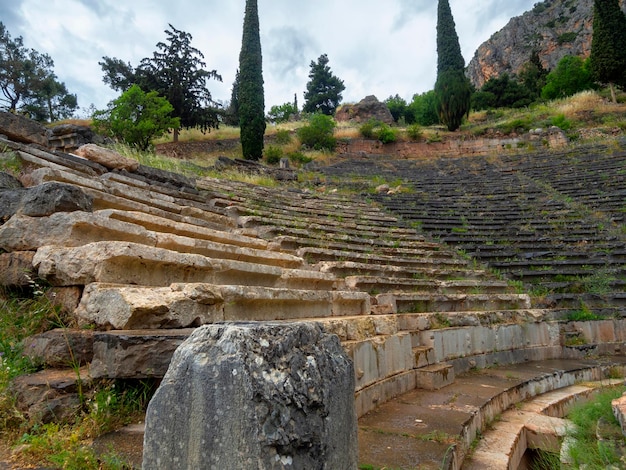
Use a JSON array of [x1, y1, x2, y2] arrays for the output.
[[322, 143, 626, 311], [1, 137, 626, 469]]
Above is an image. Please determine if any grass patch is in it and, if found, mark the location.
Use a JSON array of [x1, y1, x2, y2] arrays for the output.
[[0, 287, 155, 469], [565, 386, 626, 468]]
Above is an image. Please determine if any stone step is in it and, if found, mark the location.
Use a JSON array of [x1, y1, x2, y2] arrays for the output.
[[377, 292, 532, 314], [8, 367, 92, 424], [0, 211, 302, 269], [345, 276, 512, 295], [344, 333, 415, 393], [259, 226, 430, 250], [298, 247, 468, 268], [77, 283, 371, 330], [90, 329, 195, 378], [33, 241, 337, 290], [415, 363, 455, 390], [464, 381, 623, 470], [30, 167, 232, 232], [240, 215, 421, 242], [358, 358, 626, 470], [268, 234, 441, 256], [316, 260, 491, 281]]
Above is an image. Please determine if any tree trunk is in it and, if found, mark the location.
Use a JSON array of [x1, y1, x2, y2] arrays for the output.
[[173, 127, 179, 143]]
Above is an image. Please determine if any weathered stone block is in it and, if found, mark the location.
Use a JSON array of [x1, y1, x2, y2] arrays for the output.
[[0, 251, 35, 286], [23, 329, 94, 367], [90, 329, 194, 379], [0, 112, 48, 146], [74, 144, 139, 172], [143, 322, 358, 469]]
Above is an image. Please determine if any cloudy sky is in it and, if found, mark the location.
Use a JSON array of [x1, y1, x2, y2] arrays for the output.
[[2, 0, 537, 115]]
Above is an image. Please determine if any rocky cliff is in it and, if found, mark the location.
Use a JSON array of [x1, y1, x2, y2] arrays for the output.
[[467, 0, 626, 88]]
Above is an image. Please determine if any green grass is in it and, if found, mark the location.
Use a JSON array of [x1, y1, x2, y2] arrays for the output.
[[0, 288, 151, 469], [565, 386, 626, 468]]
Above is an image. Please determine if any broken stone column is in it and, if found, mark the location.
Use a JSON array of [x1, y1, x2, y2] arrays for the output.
[[142, 322, 357, 470]]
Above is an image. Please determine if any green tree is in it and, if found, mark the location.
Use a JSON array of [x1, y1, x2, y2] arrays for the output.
[[23, 75, 78, 122], [518, 50, 548, 100], [406, 91, 439, 126], [222, 70, 240, 126], [385, 95, 408, 123], [590, 0, 626, 102], [541, 55, 594, 100], [267, 102, 297, 123], [0, 22, 77, 121], [100, 25, 221, 142], [434, 0, 471, 131], [92, 84, 180, 151], [472, 74, 533, 110], [303, 54, 345, 115], [297, 113, 337, 151], [238, 0, 266, 160]]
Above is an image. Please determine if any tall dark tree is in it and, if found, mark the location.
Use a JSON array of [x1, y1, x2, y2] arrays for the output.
[[222, 69, 240, 126], [100, 24, 221, 142], [303, 54, 345, 116], [0, 22, 77, 121], [590, 0, 626, 102], [434, 0, 471, 131], [139, 25, 222, 141], [238, 0, 266, 161]]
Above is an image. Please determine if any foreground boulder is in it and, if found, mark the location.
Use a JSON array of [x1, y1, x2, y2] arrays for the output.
[[143, 322, 358, 469]]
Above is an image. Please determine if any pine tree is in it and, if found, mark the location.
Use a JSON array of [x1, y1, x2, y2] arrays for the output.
[[238, 0, 266, 160], [590, 0, 626, 103], [434, 0, 471, 131], [303, 54, 345, 116]]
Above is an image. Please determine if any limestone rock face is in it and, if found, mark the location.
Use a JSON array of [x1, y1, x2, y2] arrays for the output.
[[143, 322, 358, 470], [0, 111, 48, 146], [335, 95, 394, 124], [467, 0, 626, 88], [74, 144, 139, 172]]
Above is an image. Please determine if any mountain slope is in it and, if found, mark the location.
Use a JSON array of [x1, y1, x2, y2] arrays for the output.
[[467, 0, 626, 88]]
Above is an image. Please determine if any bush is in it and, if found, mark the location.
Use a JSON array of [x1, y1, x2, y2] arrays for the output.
[[264, 145, 283, 165], [92, 85, 180, 151], [376, 124, 397, 144], [288, 151, 313, 165], [297, 113, 337, 151], [359, 119, 378, 139], [406, 124, 423, 141], [274, 129, 292, 144], [550, 113, 572, 130]]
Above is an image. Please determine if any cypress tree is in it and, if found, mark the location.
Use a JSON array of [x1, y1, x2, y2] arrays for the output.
[[590, 0, 626, 103], [238, 0, 266, 160], [434, 0, 471, 131]]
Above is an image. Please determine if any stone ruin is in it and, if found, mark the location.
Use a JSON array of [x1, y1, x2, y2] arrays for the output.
[[1, 110, 626, 468], [143, 322, 357, 469]]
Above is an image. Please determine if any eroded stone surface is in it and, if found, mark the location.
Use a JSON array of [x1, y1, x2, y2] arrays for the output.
[[143, 322, 358, 469], [74, 144, 139, 172]]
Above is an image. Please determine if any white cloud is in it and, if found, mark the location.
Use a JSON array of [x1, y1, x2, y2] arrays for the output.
[[3, 0, 537, 113]]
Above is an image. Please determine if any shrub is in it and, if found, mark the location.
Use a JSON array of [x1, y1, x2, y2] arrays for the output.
[[274, 129, 292, 145], [359, 119, 378, 139], [264, 145, 283, 165], [376, 124, 397, 144], [550, 113, 572, 130], [288, 151, 313, 165], [296, 113, 337, 151], [406, 124, 423, 141], [92, 85, 180, 151]]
